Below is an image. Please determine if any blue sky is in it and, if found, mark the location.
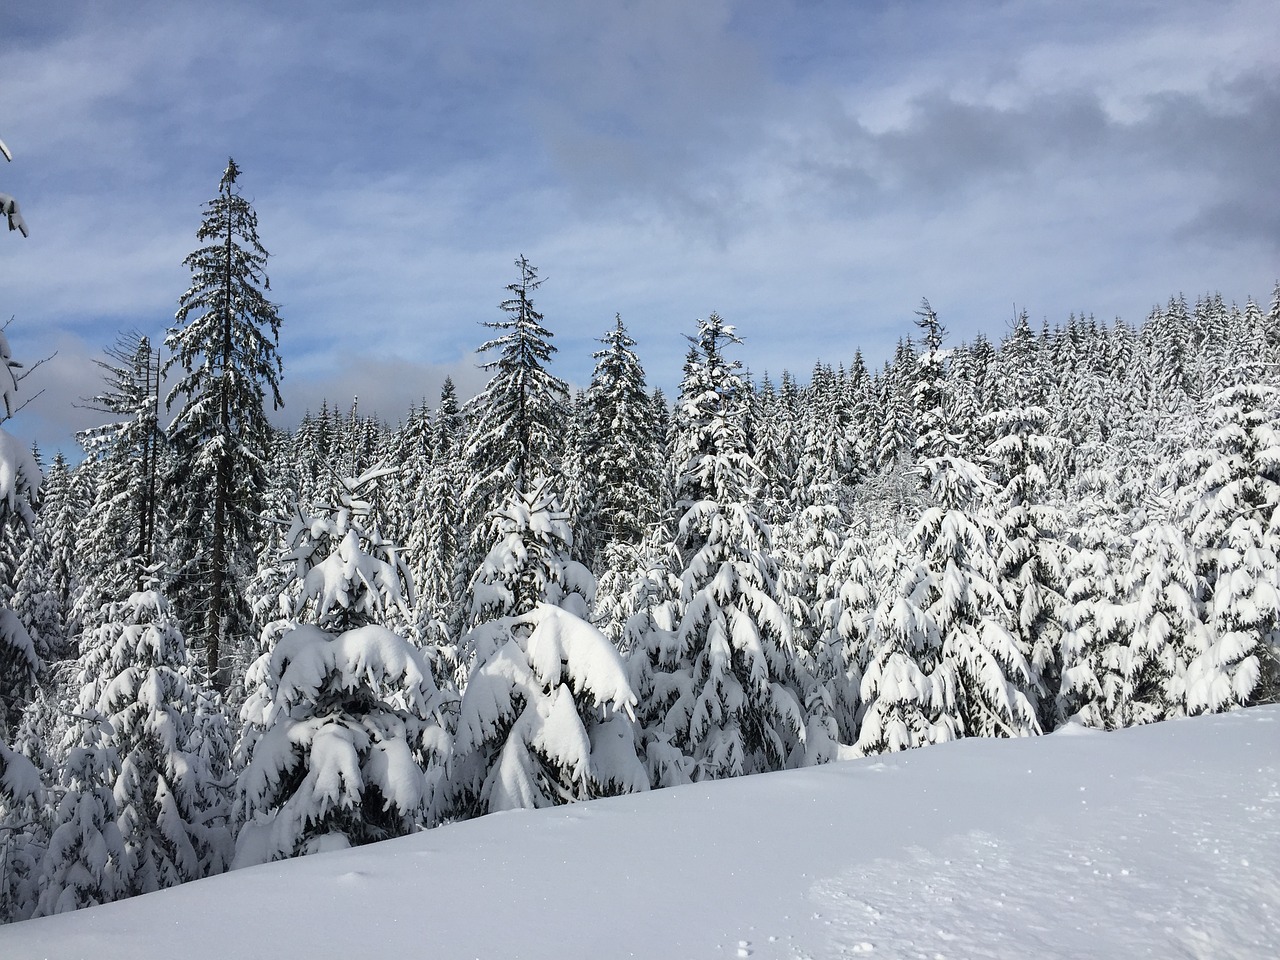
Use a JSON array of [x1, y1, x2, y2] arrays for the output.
[[3, 0, 1278, 455]]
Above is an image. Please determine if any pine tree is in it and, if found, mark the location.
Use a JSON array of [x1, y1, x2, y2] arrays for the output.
[[462, 256, 568, 510], [34, 709, 126, 916], [982, 405, 1067, 729], [11, 453, 78, 660], [235, 468, 450, 863], [0, 327, 40, 737], [1057, 510, 1126, 728], [456, 257, 569, 636], [581, 315, 664, 560], [813, 526, 884, 745], [0, 737, 45, 923], [446, 478, 644, 817], [78, 591, 226, 896], [165, 158, 284, 688], [634, 316, 808, 783], [406, 379, 464, 656], [1117, 514, 1207, 724], [74, 332, 165, 623], [1180, 385, 1280, 712]]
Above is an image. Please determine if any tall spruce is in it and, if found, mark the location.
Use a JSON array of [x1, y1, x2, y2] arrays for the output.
[[633, 316, 808, 783], [165, 159, 283, 687], [456, 257, 568, 635], [463, 256, 568, 503]]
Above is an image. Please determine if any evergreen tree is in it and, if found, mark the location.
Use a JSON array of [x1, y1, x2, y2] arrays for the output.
[[0, 327, 40, 737], [406, 379, 464, 655], [34, 709, 126, 916], [1180, 385, 1280, 712], [1057, 510, 1125, 728], [462, 256, 568, 508], [446, 479, 644, 817], [74, 332, 165, 623], [78, 591, 227, 896], [982, 405, 1067, 729], [912, 300, 950, 468], [236, 468, 450, 863], [456, 257, 569, 635], [165, 158, 284, 688], [1117, 514, 1207, 724], [0, 737, 45, 923], [11, 453, 78, 660], [635, 316, 808, 783], [581, 315, 663, 559]]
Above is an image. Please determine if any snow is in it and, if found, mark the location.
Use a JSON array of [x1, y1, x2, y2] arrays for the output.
[[5, 706, 1277, 959], [0, 427, 40, 527]]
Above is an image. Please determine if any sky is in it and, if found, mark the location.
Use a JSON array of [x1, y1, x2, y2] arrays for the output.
[[2, 0, 1278, 456]]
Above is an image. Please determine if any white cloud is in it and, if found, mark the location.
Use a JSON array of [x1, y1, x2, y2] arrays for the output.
[[3, 0, 1278, 457]]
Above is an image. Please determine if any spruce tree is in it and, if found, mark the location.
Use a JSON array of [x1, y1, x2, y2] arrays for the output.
[[75, 332, 165, 623], [78, 591, 227, 896], [0, 327, 40, 737], [34, 709, 126, 916], [165, 159, 283, 688], [462, 256, 568, 506], [634, 316, 808, 783], [447, 478, 644, 817], [582, 315, 663, 560], [236, 468, 450, 862], [456, 257, 569, 633], [1180, 385, 1280, 712]]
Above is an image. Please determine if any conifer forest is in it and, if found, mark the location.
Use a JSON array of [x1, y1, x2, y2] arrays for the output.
[[2, 159, 1279, 923]]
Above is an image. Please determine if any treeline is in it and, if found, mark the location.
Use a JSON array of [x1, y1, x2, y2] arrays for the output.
[[1, 161, 1278, 922]]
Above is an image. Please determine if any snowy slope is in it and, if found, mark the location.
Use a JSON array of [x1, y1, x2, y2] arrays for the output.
[[5, 707, 1278, 960]]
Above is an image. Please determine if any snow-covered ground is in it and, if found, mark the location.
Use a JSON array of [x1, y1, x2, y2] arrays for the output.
[[5, 707, 1278, 960]]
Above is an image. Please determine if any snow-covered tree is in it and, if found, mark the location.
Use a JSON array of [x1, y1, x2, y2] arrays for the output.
[[814, 527, 883, 745], [462, 257, 568, 527], [462, 478, 595, 630], [447, 603, 645, 817], [1, 327, 40, 736], [0, 737, 45, 922], [580, 315, 664, 562], [11, 453, 78, 660], [75, 332, 165, 623], [635, 316, 808, 783], [1117, 514, 1207, 724], [165, 158, 284, 687], [1181, 385, 1280, 712], [447, 478, 644, 817], [235, 468, 450, 864], [406, 379, 464, 655], [78, 591, 226, 897], [34, 709, 126, 916], [1057, 511, 1127, 728], [982, 405, 1067, 728]]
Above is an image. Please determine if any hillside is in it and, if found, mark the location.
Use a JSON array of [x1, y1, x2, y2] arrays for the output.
[[4, 706, 1277, 960]]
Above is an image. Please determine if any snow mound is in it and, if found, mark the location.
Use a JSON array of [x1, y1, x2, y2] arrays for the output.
[[4, 707, 1278, 959]]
